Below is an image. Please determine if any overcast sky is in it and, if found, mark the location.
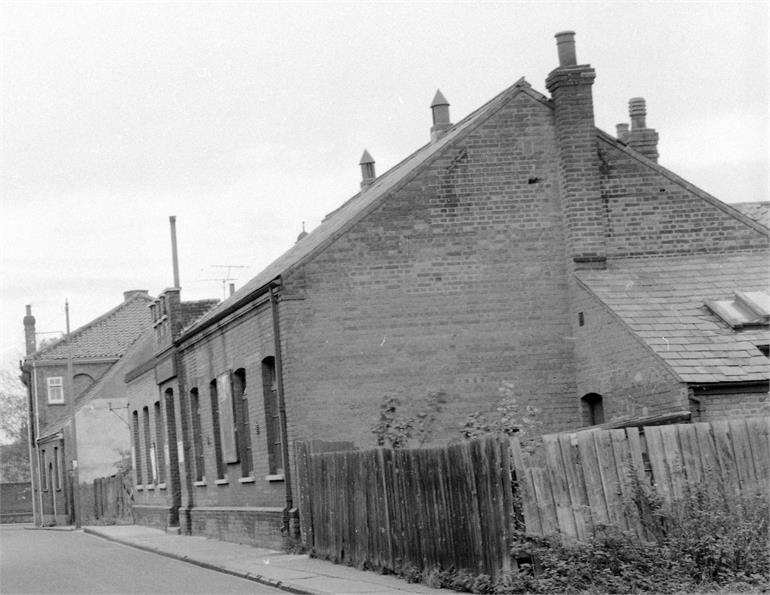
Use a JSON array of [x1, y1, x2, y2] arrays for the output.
[[1, 1, 768, 369]]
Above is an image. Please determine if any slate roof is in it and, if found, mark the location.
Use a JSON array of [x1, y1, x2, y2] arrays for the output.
[[181, 299, 219, 329], [30, 292, 154, 360], [732, 202, 770, 228], [577, 252, 770, 384], [185, 78, 549, 335]]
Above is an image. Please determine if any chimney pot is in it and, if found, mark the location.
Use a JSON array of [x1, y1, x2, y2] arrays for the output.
[[359, 150, 376, 188], [555, 30, 577, 67], [229, 283, 235, 297], [629, 97, 647, 130]]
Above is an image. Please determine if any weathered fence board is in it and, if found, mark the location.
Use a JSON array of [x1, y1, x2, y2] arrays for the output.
[[513, 416, 770, 541], [296, 436, 514, 580]]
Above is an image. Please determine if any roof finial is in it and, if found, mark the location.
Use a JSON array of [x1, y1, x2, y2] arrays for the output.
[[360, 149, 376, 188], [296, 221, 308, 243], [430, 89, 452, 142]]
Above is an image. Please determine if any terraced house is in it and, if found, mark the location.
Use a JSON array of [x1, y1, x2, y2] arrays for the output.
[[124, 32, 769, 546], [21, 291, 154, 525]]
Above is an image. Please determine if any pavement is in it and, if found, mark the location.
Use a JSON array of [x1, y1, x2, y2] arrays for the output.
[[82, 524, 451, 594]]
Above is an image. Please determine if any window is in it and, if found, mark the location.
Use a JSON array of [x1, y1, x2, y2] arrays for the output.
[[132, 410, 142, 485], [47, 377, 64, 404], [163, 389, 178, 488], [216, 372, 238, 465], [233, 369, 252, 477], [262, 357, 283, 476], [209, 380, 225, 479], [581, 393, 604, 426], [706, 291, 770, 330], [142, 407, 154, 484], [40, 450, 48, 491], [53, 446, 62, 491], [153, 401, 165, 484], [190, 389, 205, 481]]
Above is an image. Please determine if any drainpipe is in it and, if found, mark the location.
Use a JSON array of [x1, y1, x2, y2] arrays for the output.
[[269, 280, 293, 532], [29, 362, 43, 525]]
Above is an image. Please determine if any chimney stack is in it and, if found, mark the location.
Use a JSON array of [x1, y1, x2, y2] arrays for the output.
[[169, 215, 180, 288], [359, 150, 376, 188], [430, 90, 452, 142], [626, 97, 659, 162], [23, 305, 36, 355], [616, 123, 630, 143], [545, 31, 606, 269]]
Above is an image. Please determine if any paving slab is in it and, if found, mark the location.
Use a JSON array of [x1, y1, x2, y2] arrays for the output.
[[84, 525, 450, 594]]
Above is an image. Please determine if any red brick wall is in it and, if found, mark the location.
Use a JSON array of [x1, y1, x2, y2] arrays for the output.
[[572, 283, 687, 423], [599, 139, 769, 258], [691, 389, 769, 421], [180, 304, 287, 508], [281, 91, 578, 448]]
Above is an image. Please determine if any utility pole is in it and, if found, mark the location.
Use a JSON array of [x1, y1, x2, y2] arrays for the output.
[[65, 300, 81, 528]]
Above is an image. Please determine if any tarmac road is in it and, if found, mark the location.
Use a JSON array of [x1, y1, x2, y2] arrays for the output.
[[0, 524, 284, 594]]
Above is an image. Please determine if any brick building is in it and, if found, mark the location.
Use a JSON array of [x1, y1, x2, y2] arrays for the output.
[[126, 32, 769, 545], [20, 290, 154, 525]]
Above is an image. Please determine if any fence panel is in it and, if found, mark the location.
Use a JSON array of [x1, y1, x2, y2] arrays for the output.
[[511, 417, 770, 540], [296, 436, 514, 580]]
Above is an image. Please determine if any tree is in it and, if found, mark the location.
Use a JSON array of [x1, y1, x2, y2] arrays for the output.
[[0, 368, 30, 482]]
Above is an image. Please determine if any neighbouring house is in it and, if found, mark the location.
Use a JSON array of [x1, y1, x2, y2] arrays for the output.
[[125, 31, 769, 546], [122, 234, 220, 532], [20, 290, 154, 525]]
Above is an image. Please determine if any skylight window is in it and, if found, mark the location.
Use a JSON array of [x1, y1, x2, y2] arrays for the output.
[[706, 291, 770, 329]]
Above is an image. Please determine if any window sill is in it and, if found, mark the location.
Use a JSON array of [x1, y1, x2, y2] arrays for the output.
[[238, 476, 255, 484], [193, 480, 207, 487], [145, 484, 155, 491], [135, 485, 143, 491], [47, 402, 66, 406], [214, 478, 229, 486], [265, 474, 285, 483], [158, 483, 167, 490]]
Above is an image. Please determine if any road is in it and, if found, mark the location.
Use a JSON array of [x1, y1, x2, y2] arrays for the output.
[[0, 524, 284, 594]]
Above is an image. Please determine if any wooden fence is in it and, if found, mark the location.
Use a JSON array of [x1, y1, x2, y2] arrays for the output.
[[296, 417, 769, 577], [78, 470, 134, 525], [296, 436, 513, 580], [512, 417, 770, 540]]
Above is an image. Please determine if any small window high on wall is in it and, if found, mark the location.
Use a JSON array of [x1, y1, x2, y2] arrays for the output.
[[47, 377, 64, 404], [262, 357, 283, 476], [581, 393, 604, 426]]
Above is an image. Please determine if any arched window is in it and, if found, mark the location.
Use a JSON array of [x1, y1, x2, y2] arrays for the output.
[[581, 393, 604, 426], [190, 388, 205, 482], [262, 357, 283, 476], [233, 369, 252, 477]]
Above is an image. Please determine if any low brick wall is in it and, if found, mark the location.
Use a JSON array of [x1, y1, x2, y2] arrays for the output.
[[132, 504, 173, 530], [187, 506, 285, 549], [0, 483, 33, 524]]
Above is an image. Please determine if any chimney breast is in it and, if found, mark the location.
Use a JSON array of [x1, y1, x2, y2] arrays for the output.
[[430, 89, 452, 142], [555, 31, 577, 67], [23, 305, 36, 355], [359, 150, 376, 188]]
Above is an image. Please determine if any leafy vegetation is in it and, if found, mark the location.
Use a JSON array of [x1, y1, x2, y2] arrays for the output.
[[371, 391, 447, 448], [0, 368, 30, 482], [393, 481, 769, 594]]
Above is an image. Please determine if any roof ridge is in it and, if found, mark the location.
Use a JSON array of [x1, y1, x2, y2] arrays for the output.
[[32, 293, 154, 359]]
